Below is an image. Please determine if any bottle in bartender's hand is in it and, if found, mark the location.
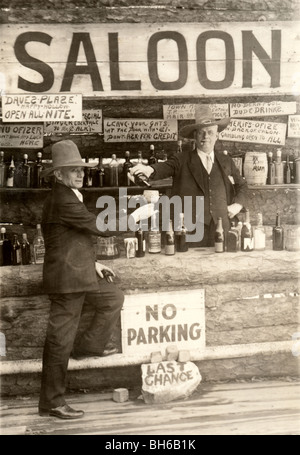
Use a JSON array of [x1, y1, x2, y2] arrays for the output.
[[215, 217, 225, 253], [272, 212, 284, 250], [241, 209, 254, 252]]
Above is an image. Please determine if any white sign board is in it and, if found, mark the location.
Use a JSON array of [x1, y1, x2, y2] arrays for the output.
[[229, 101, 297, 117], [121, 289, 205, 356], [0, 123, 43, 148], [219, 118, 287, 145], [163, 104, 229, 120], [287, 115, 300, 138], [1, 22, 299, 97], [1, 94, 82, 122], [104, 118, 178, 142], [44, 109, 102, 134]]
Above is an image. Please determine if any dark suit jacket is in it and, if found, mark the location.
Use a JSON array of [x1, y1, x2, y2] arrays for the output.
[[42, 182, 110, 294], [151, 148, 248, 225]]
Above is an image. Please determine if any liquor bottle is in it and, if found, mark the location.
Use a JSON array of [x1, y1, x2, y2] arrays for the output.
[[32, 152, 44, 188], [214, 217, 224, 253], [241, 209, 254, 252], [83, 157, 93, 187], [165, 220, 175, 255], [97, 156, 105, 187], [109, 154, 119, 187], [11, 234, 21, 266], [0, 227, 12, 266], [274, 148, 284, 184], [22, 154, 31, 188], [21, 233, 31, 265], [227, 221, 239, 252], [33, 224, 45, 264], [175, 213, 188, 252], [6, 156, 15, 187], [253, 212, 266, 251], [123, 151, 134, 186], [272, 212, 284, 251], [177, 140, 183, 154], [135, 228, 145, 258], [148, 144, 157, 165], [148, 216, 161, 254], [285, 152, 292, 184], [0, 151, 5, 187], [267, 151, 275, 185]]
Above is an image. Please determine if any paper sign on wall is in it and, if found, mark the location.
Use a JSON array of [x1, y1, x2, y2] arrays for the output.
[[44, 109, 102, 134], [0, 123, 43, 148], [163, 104, 229, 120], [121, 289, 205, 356], [230, 101, 297, 118], [288, 115, 300, 138], [104, 118, 177, 142], [219, 119, 287, 145]]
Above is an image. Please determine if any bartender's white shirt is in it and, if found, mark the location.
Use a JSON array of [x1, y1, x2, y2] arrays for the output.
[[197, 149, 214, 173]]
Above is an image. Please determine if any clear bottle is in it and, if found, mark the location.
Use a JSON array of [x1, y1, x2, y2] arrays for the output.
[[148, 144, 157, 165], [214, 217, 224, 253], [6, 156, 15, 188], [33, 224, 45, 264], [22, 154, 31, 188], [253, 212, 266, 251], [21, 233, 31, 265], [0, 227, 12, 266], [33, 152, 44, 188], [241, 209, 254, 252], [135, 228, 146, 258], [109, 154, 119, 187], [275, 148, 284, 184], [123, 151, 134, 186], [148, 216, 161, 254], [165, 220, 175, 255], [175, 213, 188, 252], [227, 221, 239, 252], [11, 234, 21, 266], [267, 151, 275, 185], [272, 212, 284, 251], [0, 151, 5, 187]]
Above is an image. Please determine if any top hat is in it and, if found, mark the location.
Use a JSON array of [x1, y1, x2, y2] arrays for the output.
[[179, 105, 231, 139], [41, 140, 95, 177]]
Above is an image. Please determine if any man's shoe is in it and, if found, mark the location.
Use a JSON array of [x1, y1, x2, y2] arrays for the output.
[[71, 347, 118, 360], [39, 404, 84, 419]]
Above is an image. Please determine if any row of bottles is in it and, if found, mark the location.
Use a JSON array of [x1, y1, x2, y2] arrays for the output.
[[214, 209, 285, 253], [0, 151, 46, 188], [0, 224, 45, 266], [266, 149, 297, 185]]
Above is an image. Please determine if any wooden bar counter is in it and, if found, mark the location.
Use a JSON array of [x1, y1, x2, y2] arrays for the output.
[[0, 248, 299, 396]]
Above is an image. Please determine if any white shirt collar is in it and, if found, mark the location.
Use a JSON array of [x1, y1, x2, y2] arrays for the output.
[[71, 188, 83, 203], [197, 149, 214, 164]]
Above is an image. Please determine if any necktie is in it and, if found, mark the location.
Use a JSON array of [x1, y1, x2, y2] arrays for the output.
[[206, 155, 213, 174]]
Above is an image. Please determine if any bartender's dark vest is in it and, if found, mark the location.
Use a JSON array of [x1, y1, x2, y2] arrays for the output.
[[199, 158, 230, 231]]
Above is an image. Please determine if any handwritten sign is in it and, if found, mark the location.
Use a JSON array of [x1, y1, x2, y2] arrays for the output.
[[163, 104, 229, 120], [0, 123, 43, 148], [230, 101, 297, 118], [121, 289, 205, 356], [44, 109, 102, 134], [104, 118, 178, 142], [219, 119, 287, 145], [1, 94, 82, 122], [288, 115, 300, 138]]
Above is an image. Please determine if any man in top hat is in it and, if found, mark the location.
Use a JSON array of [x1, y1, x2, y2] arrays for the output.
[[130, 105, 248, 246], [39, 140, 154, 420]]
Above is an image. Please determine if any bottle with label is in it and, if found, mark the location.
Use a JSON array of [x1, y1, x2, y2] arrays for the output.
[[214, 217, 225, 253], [0, 227, 12, 266], [11, 234, 21, 266], [165, 220, 175, 255], [273, 212, 284, 251], [6, 156, 15, 188], [135, 228, 146, 257], [148, 216, 161, 254], [0, 151, 5, 187], [275, 148, 284, 184], [267, 151, 275, 185], [109, 154, 119, 187], [177, 140, 183, 154], [33, 152, 44, 188], [175, 213, 188, 252], [33, 224, 45, 264], [22, 154, 31, 188], [241, 209, 254, 252], [227, 221, 239, 252], [123, 151, 134, 186], [21, 233, 31, 265], [148, 144, 157, 165], [285, 152, 292, 184], [253, 212, 266, 251]]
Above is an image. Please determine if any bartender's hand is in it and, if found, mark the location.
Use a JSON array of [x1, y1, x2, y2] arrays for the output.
[[95, 262, 115, 282], [130, 203, 157, 223], [130, 164, 155, 179], [227, 203, 243, 219]]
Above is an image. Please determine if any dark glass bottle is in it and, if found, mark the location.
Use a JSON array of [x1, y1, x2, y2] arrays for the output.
[[22, 154, 31, 188], [214, 217, 224, 253], [267, 151, 275, 185], [273, 212, 284, 250], [0, 151, 5, 187], [148, 144, 157, 165], [33, 152, 44, 188], [135, 229, 145, 257], [241, 209, 254, 252], [21, 233, 31, 265], [227, 221, 239, 252], [97, 156, 105, 187], [83, 157, 93, 187], [175, 213, 188, 252], [6, 156, 15, 188], [0, 227, 12, 266], [11, 234, 21, 266], [165, 220, 175, 255], [285, 152, 292, 184], [123, 151, 134, 186]]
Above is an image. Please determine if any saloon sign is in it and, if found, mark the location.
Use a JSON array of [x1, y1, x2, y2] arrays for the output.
[[1, 22, 299, 97]]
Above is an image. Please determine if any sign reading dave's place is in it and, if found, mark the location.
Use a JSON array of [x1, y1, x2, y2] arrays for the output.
[[1, 22, 299, 97], [121, 289, 205, 356]]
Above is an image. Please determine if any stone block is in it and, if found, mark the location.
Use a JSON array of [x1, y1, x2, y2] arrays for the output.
[[112, 388, 129, 403], [150, 351, 163, 363], [166, 345, 179, 361], [178, 350, 191, 363]]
